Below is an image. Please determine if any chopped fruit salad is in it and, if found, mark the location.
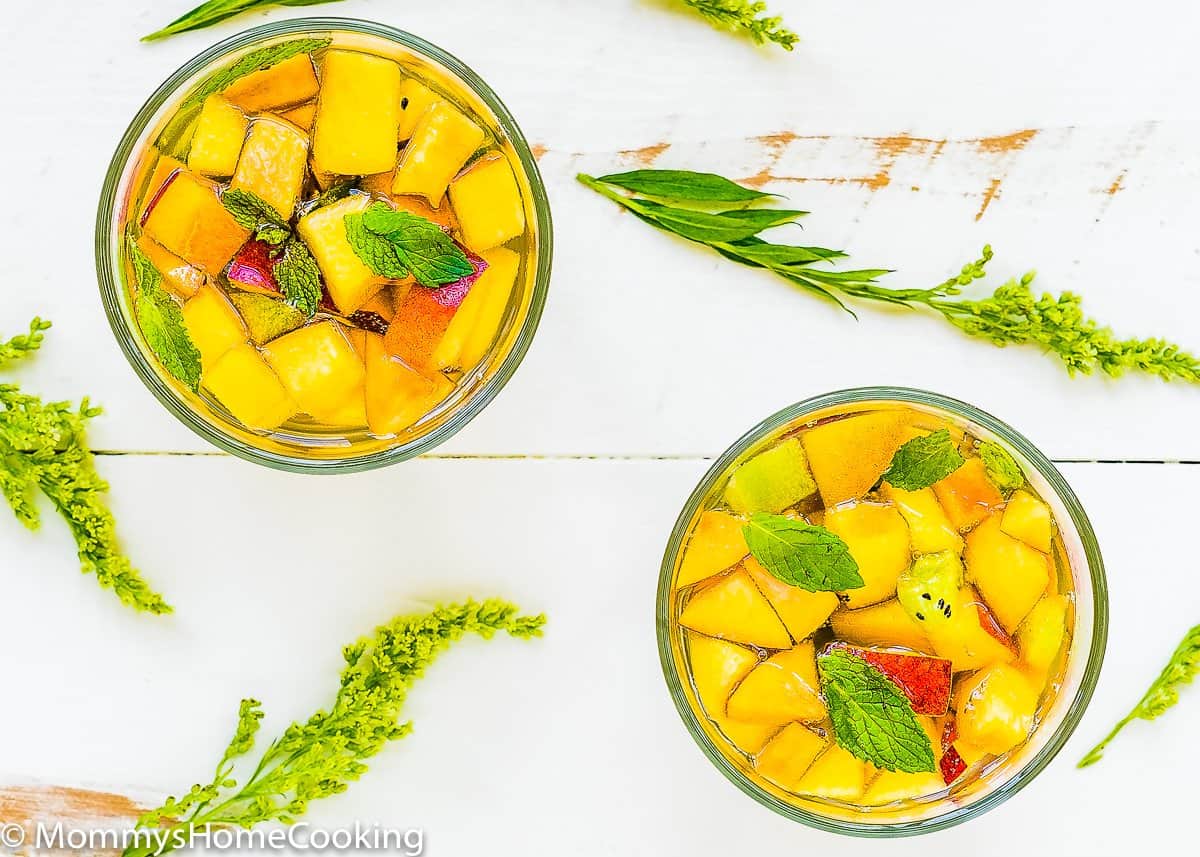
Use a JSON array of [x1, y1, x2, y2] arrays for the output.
[[116, 32, 537, 451], [665, 403, 1077, 821]]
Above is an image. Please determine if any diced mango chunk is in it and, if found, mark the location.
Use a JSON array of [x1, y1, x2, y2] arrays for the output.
[[297, 194, 386, 314], [686, 633, 777, 754], [278, 101, 317, 132], [1017, 594, 1070, 675], [396, 79, 438, 141], [932, 457, 1003, 531], [678, 569, 791, 650], [449, 153, 526, 251], [202, 344, 295, 430], [723, 438, 817, 514], [221, 52, 319, 112], [144, 155, 184, 200], [364, 332, 452, 436], [1001, 490, 1053, 552], [955, 663, 1039, 756], [676, 511, 749, 589], [880, 483, 963, 555], [862, 770, 946, 805], [745, 558, 838, 642], [181, 284, 247, 371], [137, 235, 204, 299], [795, 745, 868, 801], [829, 600, 933, 654], [263, 321, 366, 422], [801, 411, 909, 506], [142, 171, 250, 275], [187, 96, 248, 178], [391, 100, 485, 205], [825, 503, 911, 608], [312, 50, 402, 175], [230, 117, 309, 219], [966, 515, 1050, 634], [726, 645, 826, 725], [755, 723, 827, 790], [430, 247, 520, 372]]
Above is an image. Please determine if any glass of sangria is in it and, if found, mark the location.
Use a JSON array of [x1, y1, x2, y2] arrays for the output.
[[97, 18, 551, 471], [657, 388, 1107, 835]]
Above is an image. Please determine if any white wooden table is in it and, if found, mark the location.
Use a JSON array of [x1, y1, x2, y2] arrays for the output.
[[2, 1, 1198, 854]]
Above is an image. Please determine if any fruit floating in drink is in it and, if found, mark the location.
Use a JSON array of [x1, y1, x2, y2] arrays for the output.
[[109, 27, 543, 461], [661, 397, 1103, 828]]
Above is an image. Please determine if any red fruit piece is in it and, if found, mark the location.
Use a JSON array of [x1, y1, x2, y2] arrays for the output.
[[939, 719, 968, 785], [831, 643, 952, 715], [384, 251, 488, 374], [227, 239, 281, 295]]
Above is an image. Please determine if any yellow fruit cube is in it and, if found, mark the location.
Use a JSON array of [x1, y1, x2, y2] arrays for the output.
[[678, 570, 791, 649], [829, 600, 933, 654], [364, 332, 452, 436], [686, 632, 777, 754], [391, 100, 485, 205], [263, 321, 366, 422], [144, 155, 184, 200], [966, 515, 1050, 634], [221, 52, 319, 112], [297, 194, 386, 314], [431, 247, 520, 371], [955, 663, 1039, 755], [1001, 490, 1053, 552], [142, 171, 251, 275], [880, 484, 963, 555], [862, 770, 945, 805], [202, 344, 295, 430], [932, 457, 1003, 531], [744, 558, 838, 642], [230, 117, 310, 219], [726, 646, 826, 725], [136, 235, 204, 299], [312, 50, 402, 175], [1017, 594, 1070, 675], [755, 723, 827, 790], [187, 96, 248, 177], [278, 101, 317, 132], [449, 153, 526, 251], [795, 745, 868, 801], [800, 411, 909, 506], [396, 78, 438, 141], [182, 284, 247, 371], [825, 503, 911, 608], [676, 511, 749, 589]]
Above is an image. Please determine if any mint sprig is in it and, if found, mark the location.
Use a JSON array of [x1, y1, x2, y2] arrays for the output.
[[222, 188, 289, 245], [882, 428, 965, 491], [742, 513, 862, 592], [980, 440, 1024, 493], [128, 239, 202, 392], [345, 202, 473, 287], [272, 238, 322, 317], [595, 169, 775, 203], [818, 647, 936, 773]]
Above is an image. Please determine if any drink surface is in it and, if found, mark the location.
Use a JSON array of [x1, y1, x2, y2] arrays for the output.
[[667, 403, 1076, 822], [117, 30, 537, 457]]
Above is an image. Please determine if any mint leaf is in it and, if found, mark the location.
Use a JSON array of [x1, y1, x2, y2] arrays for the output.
[[742, 513, 862, 592], [629, 198, 804, 243], [273, 239, 322, 317], [594, 170, 775, 203], [818, 648, 936, 773], [145, 3, 340, 43], [882, 428, 965, 491], [980, 441, 1024, 493], [222, 188, 289, 245], [128, 240, 201, 392], [345, 202, 472, 287]]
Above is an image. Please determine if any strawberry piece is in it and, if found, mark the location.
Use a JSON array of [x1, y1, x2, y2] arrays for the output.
[[227, 239, 281, 295], [831, 643, 952, 715], [939, 719, 968, 785]]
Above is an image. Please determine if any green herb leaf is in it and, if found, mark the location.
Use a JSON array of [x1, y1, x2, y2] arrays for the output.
[[345, 202, 472, 287], [129, 241, 202, 392], [882, 428, 965, 491], [221, 188, 289, 245], [273, 238, 322, 317], [144, 2, 342, 43], [629, 198, 804, 243], [125, 600, 544, 856], [1078, 624, 1200, 768], [979, 440, 1024, 493], [742, 513, 862, 592], [677, 0, 799, 50], [594, 169, 775, 203], [818, 647, 936, 773]]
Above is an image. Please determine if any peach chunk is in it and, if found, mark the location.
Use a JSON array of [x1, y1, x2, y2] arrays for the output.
[[312, 50, 403, 175], [136, 235, 204, 299], [202, 344, 295, 430], [221, 52, 319, 112], [829, 600, 934, 654], [141, 171, 251, 275], [795, 746, 868, 801], [744, 559, 838, 642], [449, 152, 526, 252], [391, 100, 485, 205], [263, 321, 366, 422], [396, 78, 438, 142], [230, 117, 309, 219], [296, 195, 386, 314], [430, 247, 520, 372], [686, 633, 777, 754], [965, 515, 1050, 634], [278, 101, 317, 132], [187, 95, 248, 178], [955, 663, 1039, 756], [363, 332, 452, 436], [181, 284, 247, 371], [676, 511, 749, 589], [800, 410, 909, 506], [825, 502, 911, 608], [678, 569, 791, 649], [1001, 489, 1053, 552], [726, 645, 826, 725], [755, 723, 827, 790], [932, 457, 1003, 531]]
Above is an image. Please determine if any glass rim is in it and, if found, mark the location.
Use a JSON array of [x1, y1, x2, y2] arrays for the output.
[[94, 16, 553, 474], [655, 386, 1109, 837]]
